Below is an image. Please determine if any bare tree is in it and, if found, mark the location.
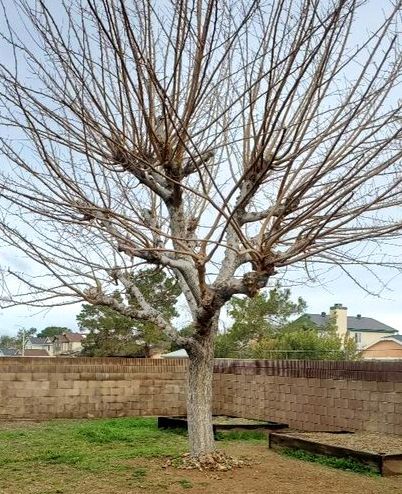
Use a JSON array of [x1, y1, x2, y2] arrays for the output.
[[0, 0, 401, 458]]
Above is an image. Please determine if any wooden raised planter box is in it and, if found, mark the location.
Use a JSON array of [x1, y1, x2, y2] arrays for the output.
[[158, 416, 288, 439], [269, 432, 402, 477]]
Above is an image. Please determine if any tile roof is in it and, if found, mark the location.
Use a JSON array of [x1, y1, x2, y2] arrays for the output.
[[306, 313, 397, 333]]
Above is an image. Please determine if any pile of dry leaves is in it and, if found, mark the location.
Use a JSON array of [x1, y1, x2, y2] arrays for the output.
[[163, 450, 251, 471]]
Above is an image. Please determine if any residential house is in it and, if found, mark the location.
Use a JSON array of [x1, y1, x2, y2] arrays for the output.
[[304, 303, 398, 350], [53, 333, 84, 356], [361, 335, 402, 360], [26, 336, 54, 356]]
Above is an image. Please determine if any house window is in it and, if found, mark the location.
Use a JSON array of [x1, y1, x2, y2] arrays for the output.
[[354, 333, 361, 344]]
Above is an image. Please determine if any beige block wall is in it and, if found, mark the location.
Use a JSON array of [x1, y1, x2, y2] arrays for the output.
[[213, 360, 402, 435], [0, 357, 187, 420], [1, 358, 402, 436]]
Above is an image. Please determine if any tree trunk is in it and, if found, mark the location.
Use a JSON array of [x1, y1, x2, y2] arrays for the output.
[[186, 331, 215, 457]]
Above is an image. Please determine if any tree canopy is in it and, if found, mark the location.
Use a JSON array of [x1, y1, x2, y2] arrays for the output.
[[37, 327, 72, 338]]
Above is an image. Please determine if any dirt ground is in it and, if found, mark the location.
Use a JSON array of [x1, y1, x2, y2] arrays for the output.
[[127, 443, 402, 494]]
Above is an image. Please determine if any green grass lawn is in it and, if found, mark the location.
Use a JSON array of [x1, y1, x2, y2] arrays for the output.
[[0, 417, 188, 470], [0, 417, 265, 493]]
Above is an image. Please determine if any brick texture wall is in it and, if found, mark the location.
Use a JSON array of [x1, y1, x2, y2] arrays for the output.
[[0, 357, 187, 420], [213, 360, 402, 435], [1, 358, 402, 435]]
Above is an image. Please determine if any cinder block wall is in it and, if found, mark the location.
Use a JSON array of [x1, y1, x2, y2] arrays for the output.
[[1, 358, 402, 435], [0, 357, 187, 420], [213, 360, 402, 434]]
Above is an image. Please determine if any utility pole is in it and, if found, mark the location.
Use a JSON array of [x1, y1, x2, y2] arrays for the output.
[[21, 328, 25, 357]]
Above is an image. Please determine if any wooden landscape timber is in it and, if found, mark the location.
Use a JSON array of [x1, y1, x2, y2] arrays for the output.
[[158, 415, 288, 439], [269, 432, 402, 476]]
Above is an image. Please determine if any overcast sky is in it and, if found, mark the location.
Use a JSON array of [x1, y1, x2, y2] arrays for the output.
[[0, 1, 401, 337]]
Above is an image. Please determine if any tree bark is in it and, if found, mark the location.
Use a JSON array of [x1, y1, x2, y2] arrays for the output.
[[186, 331, 216, 457]]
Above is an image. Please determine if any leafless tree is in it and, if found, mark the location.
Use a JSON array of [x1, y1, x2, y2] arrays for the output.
[[0, 0, 401, 458]]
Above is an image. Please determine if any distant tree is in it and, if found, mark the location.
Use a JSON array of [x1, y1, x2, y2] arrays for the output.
[[251, 326, 358, 360], [78, 297, 140, 357], [78, 269, 180, 357], [37, 326, 72, 338], [0, 335, 17, 349], [215, 287, 306, 358], [215, 289, 358, 360], [170, 324, 197, 352]]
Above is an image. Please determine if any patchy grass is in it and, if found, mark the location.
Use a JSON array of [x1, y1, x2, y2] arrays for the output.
[[280, 448, 379, 476], [132, 467, 148, 480], [176, 478, 194, 489], [0, 417, 194, 493], [0, 417, 189, 472]]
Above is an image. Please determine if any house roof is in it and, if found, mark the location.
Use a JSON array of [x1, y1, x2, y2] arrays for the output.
[[54, 333, 84, 343], [28, 337, 48, 345], [161, 349, 188, 358], [380, 335, 402, 345], [22, 349, 50, 357], [0, 348, 18, 356], [388, 334, 402, 343], [65, 333, 84, 342], [306, 313, 397, 333]]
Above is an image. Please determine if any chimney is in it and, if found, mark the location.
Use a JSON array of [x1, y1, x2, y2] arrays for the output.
[[330, 303, 348, 340]]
